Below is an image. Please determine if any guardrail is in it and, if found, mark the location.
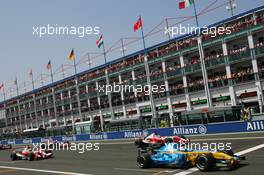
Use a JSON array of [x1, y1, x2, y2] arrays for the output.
[[1, 120, 264, 145]]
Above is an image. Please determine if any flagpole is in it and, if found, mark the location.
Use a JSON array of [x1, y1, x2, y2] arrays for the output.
[[70, 49, 83, 123], [192, 0, 199, 27], [191, 0, 212, 107], [140, 15, 147, 53], [87, 53, 91, 69], [120, 38, 126, 57], [102, 43, 107, 64], [61, 64, 65, 79], [165, 18, 171, 40], [2, 85, 6, 101], [15, 77, 19, 96], [40, 73, 44, 87], [138, 15, 158, 127], [72, 51, 78, 75], [50, 64, 54, 83], [31, 71, 35, 90]]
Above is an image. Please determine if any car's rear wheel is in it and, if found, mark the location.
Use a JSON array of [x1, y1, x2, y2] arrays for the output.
[[196, 154, 215, 172], [10, 153, 17, 161], [137, 153, 152, 168], [28, 152, 34, 161]]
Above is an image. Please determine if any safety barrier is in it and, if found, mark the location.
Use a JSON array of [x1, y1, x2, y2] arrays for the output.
[[1, 120, 264, 145]]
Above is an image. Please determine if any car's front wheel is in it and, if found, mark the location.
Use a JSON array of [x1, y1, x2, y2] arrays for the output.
[[137, 153, 152, 168], [10, 153, 17, 161], [196, 154, 215, 172]]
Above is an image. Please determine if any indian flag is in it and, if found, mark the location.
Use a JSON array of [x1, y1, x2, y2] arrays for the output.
[[179, 0, 194, 9], [96, 34, 104, 48]]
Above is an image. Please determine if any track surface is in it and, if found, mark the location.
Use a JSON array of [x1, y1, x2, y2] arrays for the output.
[[0, 132, 263, 175]]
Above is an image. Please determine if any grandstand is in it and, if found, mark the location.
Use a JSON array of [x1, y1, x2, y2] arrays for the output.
[[0, 5, 264, 139]]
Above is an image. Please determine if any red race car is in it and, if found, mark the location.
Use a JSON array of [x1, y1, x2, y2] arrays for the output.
[[135, 132, 190, 149], [11, 146, 53, 161]]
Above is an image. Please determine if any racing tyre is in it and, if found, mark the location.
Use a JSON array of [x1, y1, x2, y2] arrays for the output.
[[134, 139, 143, 147], [10, 153, 17, 161], [27, 152, 34, 161], [164, 138, 173, 143], [137, 153, 152, 168], [196, 154, 215, 172]]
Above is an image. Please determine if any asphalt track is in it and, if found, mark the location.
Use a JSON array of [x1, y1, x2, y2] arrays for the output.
[[0, 132, 263, 175]]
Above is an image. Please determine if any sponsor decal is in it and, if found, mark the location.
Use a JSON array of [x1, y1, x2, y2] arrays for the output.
[[124, 131, 142, 138], [173, 125, 207, 135], [142, 129, 149, 137], [7, 140, 15, 144], [62, 136, 74, 141], [198, 125, 207, 134], [247, 121, 264, 131], [103, 133, 108, 140], [40, 138, 52, 142], [22, 139, 32, 144], [72, 135, 77, 141], [89, 134, 104, 140]]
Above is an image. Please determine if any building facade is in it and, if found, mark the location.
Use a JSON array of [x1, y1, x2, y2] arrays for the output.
[[0, 6, 264, 135]]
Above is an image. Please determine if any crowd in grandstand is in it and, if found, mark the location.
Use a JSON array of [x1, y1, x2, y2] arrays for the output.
[[228, 45, 249, 55]]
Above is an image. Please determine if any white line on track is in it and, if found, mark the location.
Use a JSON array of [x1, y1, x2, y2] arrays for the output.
[[173, 144, 264, 175], [114, 168, 158, 173], [0, 165, 93, 175], [0, 161, 15, 164]]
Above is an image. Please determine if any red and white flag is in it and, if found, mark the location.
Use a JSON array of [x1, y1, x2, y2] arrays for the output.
[[133, 16, 142, 32], [179, 0, 194, 9]]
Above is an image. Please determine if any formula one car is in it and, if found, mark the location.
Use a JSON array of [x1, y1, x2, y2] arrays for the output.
[[135, 132, 190, 149], [137, 143, 245, 172], [0, 143, 12, 150], [10, 147, 53, 161]]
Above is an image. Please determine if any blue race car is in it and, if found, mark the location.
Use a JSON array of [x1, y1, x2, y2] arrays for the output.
[[137, 143, 245, 172]]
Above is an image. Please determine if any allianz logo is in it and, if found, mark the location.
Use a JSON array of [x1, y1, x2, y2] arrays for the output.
[[62, 136, 73, 141], [247, 121, 264, 131], [124, 131, 142, 138], [7, 141, 15, 144], [22, 139, 32, 144], [89, 133, 108, 140], [173, 125, 207, 135]]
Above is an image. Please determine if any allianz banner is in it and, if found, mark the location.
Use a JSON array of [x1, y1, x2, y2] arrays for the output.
[[106, 120, 264, 139], [1, 120, 263, 144]]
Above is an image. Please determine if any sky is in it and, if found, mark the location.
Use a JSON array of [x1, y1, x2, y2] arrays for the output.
[[0, 0, 263, 101]]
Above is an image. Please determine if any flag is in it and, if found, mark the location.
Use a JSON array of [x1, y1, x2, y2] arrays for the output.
[[133, 16, 142, 32], [0, 83, 3, 91], [179, 0, 194, 9], [29, 69, 33, 77], [69, 49, 75, 61], [47, 60, 52, 70], [96, 34, 104, 48]]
